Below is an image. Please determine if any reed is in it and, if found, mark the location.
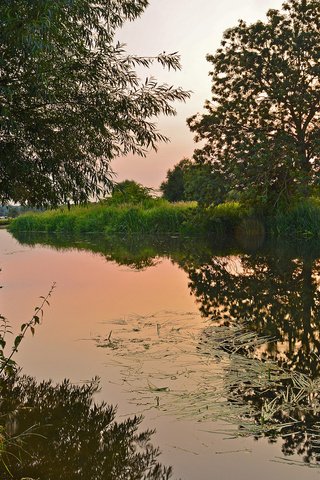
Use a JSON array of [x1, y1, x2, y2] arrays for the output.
[[13, 198, 320, 238], [271, 198, 320, 238], [9, 200, 201, 235]]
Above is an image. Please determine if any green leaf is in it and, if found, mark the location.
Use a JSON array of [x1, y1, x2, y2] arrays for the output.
[[14, 335, 23, 350]]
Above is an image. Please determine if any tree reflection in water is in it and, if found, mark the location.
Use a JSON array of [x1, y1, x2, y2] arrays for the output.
[[0, 375, 173, 480], [9, 231, 320, 470], [181, 242, 320, 468], [183, 246, 320, 377]]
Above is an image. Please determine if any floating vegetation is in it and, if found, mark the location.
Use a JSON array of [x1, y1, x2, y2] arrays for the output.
[[95, 313, 320, 468]]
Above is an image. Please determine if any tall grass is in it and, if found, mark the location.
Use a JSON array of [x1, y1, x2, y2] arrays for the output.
[[10, 200, 199, 235], [11, 198, 320, 238], [271, 198, 320, 238], [9, 200, 260, 236]]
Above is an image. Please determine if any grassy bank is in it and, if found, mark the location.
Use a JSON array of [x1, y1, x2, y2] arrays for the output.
[[0, 218, 12, 227], [9, 199, 252, 236], [9, 200, 194, 235], [9, 198, 320, 238]]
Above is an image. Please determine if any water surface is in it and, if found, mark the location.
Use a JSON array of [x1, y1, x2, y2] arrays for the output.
[[1, 229, 320, 479]]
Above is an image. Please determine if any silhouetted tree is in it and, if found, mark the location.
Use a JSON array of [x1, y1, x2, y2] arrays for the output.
[[160, 159, 192, 202], [188, 0, 320, 209], [0, 0, 189, 206]]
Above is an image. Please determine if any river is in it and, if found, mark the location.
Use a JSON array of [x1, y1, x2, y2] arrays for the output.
[[1, 228, 320, 479]]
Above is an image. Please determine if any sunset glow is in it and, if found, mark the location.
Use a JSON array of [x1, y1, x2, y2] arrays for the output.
[[112, 0, 284, 188]]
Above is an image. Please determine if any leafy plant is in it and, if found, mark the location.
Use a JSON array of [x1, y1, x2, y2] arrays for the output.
[[0, 0, 190, 207], [0, 283, 55, 376], [110, 180, 155, 205]]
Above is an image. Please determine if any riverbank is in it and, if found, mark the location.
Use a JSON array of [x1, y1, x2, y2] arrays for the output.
[[8, 198, 320, 238], [0, 218, 12, 227], [8, 200, 251, 236]]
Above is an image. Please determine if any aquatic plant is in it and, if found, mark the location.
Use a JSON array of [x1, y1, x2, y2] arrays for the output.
[[95, 311, 320, 469], [271, 198, 320, 238], [0, 284, 55, 376]]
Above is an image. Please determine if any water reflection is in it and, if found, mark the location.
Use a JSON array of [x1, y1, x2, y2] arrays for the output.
[[0, 374, 173, 479], [183, 248, 320, 376], [10, 230, 320, 470], [12, 232, 320, 376], [197, 324, 320, 465]]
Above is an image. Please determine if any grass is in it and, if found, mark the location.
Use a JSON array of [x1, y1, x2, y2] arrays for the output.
[[9, 199, 252, 236], [270, 197, 320, 238], [10, 197, 320, 238], [0, 218, 12, 227]]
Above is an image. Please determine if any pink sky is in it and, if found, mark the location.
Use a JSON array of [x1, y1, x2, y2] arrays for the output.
[[111, 0, 283, 190]]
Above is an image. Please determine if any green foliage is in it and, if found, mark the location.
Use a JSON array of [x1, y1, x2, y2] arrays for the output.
[[0, 1, 189, 207], [271, 197, 320, 237], [160, 156, 228, 207], [190, 202, 253, 234], [110, 180, 154, 205], [160, 158, 192, 202], [184, 157, 227, 207], [0, 284, 55, 377], [9, 201, 198, 235], [0, 219, 11, 226], [11, 197, 320, 238], [9, 199, 257, 238], [188, 0, 320, 210]]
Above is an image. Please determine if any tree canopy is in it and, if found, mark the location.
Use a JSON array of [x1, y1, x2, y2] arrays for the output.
[[160, 156, 227, 206], [160, 158, 191, 202], [188, 0, 320, 210], [111, 179, 153, 204], [0, 0, 189, 206]]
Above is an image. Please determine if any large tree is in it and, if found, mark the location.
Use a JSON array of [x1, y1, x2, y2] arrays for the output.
[[160, 158, 192, 202], [0, 0, 189, 206], [160, 155, 226, 206], [188, 0, 320, 210]]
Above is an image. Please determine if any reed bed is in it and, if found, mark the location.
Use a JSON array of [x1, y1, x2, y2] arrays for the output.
[[9, 201, 193, 234], [9, 200, 251, 236], [270, 197, 320, 238], [10, 198, 320, 238]]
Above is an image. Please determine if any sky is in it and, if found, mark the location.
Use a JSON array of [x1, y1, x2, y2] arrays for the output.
[[112, 0, 284, 190]]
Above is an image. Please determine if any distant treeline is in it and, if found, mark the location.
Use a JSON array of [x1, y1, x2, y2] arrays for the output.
[[0, 205, 41, 218]]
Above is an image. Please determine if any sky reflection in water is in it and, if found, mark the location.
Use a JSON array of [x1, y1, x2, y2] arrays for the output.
[[2, 229, 320, 479]]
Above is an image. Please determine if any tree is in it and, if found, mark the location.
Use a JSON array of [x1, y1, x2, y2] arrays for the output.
[[160, 156, 227, 206], [188, 0, 320, 210], [183, 153, 228, 207], [160, 158, 191, 202], [111, 180, 153, 204], [0, 1, 189, 207]]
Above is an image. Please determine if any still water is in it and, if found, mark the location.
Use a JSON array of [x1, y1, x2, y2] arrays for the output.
[[1, 228, 320, 479]]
